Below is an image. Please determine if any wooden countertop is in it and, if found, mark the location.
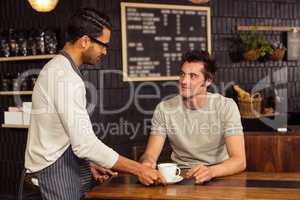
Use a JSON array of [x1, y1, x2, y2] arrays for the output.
[[85, 172, 300, 200]]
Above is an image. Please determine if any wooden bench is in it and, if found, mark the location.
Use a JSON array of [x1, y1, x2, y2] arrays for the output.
[[131, 128, 300, 172]]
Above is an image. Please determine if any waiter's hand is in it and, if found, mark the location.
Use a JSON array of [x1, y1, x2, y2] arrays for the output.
[[90, 162, 118, 183], [185, 164, 213, 184], [137, 165, 166, 186], [141, 161, 156, 169]]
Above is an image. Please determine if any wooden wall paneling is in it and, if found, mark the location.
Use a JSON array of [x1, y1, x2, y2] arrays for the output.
[[245, 134, 278, 172], [277, 134, 300, 172]]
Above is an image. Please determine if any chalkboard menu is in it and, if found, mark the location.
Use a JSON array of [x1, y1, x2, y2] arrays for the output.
[[288, 31, 300, 60], [121, 2, 211, 81]]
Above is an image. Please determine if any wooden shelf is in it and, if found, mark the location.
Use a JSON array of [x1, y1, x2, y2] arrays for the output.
[[237, 25, 300, 32], [2, 124, 29, 129], [241, 113, 279, 119], [0, 54, 55, 62], [0, 91, 32, 95]]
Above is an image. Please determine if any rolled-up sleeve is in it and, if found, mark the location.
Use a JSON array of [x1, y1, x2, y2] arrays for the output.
[[54, 77, 119, 168]]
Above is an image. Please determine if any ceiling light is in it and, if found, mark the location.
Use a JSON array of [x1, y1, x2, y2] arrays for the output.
[[28, 0, 59, 12]]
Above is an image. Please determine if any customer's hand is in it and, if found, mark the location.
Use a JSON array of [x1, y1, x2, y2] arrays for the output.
[[90, 162, 118, 183], [185, 164, 213, 184], [137, 165, 166, 186]]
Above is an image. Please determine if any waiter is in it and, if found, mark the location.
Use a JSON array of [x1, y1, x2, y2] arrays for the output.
[[24, 8, 165, 200]]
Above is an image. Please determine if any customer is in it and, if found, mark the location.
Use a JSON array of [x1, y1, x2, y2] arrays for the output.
[[140, 50, 246, 184], [24, 8, 165, 200]]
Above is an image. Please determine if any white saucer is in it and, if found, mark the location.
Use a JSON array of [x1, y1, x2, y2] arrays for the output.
[[166, 175, 184, 184]]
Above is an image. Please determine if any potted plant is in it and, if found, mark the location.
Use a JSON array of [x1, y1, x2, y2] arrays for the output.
[[257, 36, 274, 62], [270, 41, 286, 61], [239, 28, 277, 62], [239, 28, 260, 61]]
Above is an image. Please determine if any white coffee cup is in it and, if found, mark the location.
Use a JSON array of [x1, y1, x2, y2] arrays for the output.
[[157, 163, 181, 182]]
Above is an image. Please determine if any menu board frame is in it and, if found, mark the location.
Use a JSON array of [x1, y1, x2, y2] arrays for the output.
[[121, 2, 211, 81]]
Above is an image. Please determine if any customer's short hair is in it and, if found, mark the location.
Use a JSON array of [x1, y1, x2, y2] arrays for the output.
[[66, 8, 112, 43], [181, 50, 217, 81]]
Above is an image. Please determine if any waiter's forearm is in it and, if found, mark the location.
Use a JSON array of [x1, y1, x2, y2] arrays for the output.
[[111, 155, 143, 176]]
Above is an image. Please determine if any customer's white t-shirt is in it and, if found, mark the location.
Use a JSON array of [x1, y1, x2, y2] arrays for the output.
[[151, 93, 243, 168]]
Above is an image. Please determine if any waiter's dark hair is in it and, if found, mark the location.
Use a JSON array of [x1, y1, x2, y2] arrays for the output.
[[66, 8, 112, 43], [181, 50, 217, 81]]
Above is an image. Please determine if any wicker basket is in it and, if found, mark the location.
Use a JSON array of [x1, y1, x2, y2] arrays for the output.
[[243, 49, 260, 61], [238, 93, 262, 118], [270, 48, 286, 61]]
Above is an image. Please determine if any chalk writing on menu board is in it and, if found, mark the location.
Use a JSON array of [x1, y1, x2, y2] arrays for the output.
[[121, 3, 211, 81]]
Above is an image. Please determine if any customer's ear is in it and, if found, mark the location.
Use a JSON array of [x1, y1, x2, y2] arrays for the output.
[[205, 78, 213, 87]]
